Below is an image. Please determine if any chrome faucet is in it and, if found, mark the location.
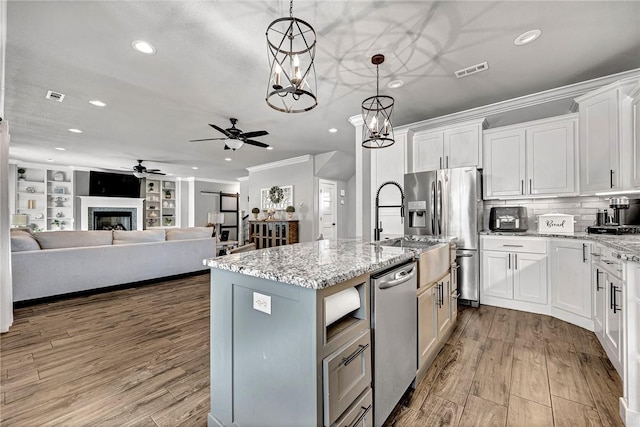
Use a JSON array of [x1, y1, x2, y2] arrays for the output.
[[374, 181, 405, 241]]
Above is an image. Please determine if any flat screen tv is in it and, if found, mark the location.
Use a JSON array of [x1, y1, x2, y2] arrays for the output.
[[89, 171, 141, 198]]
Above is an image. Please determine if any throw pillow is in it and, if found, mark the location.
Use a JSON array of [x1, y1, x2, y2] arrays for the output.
[[35, 231, 113, 249], [11, 234, 41, 252], [112, 229, 166, 244], [165, 227, 214, 241]]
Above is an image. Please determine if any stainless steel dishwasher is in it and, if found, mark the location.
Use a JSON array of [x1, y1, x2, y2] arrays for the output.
[[371, 261, 417, 427]]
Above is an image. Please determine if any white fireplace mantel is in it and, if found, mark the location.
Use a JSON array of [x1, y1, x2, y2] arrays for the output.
[[78, 196, 144, 231]]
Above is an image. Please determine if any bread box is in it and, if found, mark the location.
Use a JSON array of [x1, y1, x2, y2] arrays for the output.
[[537, 213, 575, 234]]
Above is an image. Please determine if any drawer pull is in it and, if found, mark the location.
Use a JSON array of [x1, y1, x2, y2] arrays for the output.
[[342, 344, 369, 366], [590, 253, 601, 257], [502, 244, 524, 247], [347, 404, 372, 427]]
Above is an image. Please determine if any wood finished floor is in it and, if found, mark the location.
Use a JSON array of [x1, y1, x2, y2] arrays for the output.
[[1, 275, 624, 426]]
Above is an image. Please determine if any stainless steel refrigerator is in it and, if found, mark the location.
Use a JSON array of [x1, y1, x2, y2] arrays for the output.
[[404, 167, 482, 306]]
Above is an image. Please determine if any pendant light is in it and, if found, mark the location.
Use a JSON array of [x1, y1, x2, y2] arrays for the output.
[[266, 0, 317, 113], [362, 54, 395, 149]]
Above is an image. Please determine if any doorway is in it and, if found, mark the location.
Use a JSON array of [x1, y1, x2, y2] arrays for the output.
[[319, 179, 337, 240]]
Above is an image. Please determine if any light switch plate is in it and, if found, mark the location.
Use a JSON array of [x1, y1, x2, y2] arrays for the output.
[[340, 200, 345, 205], [253, 292, 271, 315], [340, 189, 345, 196]]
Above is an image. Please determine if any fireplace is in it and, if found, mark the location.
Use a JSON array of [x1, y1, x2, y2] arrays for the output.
[[93, 211, 133, 230], [79, 197, 144, 231]]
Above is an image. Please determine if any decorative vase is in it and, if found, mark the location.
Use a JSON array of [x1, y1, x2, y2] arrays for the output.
[[287, 213, 294, 220], [253, 213, 258, 220]]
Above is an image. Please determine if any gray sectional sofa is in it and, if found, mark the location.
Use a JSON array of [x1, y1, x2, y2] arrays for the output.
[[10, 227, 216, 302]]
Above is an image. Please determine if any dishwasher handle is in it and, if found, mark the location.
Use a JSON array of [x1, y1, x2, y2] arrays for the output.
[[377, 266, 417, 289]]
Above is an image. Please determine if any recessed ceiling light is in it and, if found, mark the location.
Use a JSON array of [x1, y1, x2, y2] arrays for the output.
[[166, 173, 173, 176], [328, 128, 338, 133], [131, 40, 156, 54], [68, 128, 82, 133], [266, 146, 274, 150], [514, 29, 542, 46], [387, 80, 404, 89], [225, 157, 232, 162], [55, 147, 66, 151], [46, 159, 54, 162], [192, 166, 198, 170], [89, 100, 107, 107]]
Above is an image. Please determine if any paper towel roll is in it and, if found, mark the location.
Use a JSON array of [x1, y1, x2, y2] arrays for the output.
[[325, 287, 361, 327]]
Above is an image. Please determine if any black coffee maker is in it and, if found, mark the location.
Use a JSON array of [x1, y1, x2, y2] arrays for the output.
[[609, 197, 630, 225]]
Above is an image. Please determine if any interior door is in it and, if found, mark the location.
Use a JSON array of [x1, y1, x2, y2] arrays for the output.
[[319, 179, 337, 240]]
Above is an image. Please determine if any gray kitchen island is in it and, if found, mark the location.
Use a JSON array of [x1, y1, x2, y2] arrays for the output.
[[204, 239, 416, 427]]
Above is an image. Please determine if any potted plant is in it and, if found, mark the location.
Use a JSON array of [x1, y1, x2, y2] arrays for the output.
[[164, 189, 172, 199], [17, 168, 26, 180], [164, 217, 173, 226], [251, 207, 260, 220], [52, 219, 66, 230], [285, 205, 295, 220]]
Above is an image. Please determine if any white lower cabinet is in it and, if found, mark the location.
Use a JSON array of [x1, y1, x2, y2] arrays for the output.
[[593, 261, 606, 336], [417, 284, 438, 370], [549, 240, 592, 322], [604, 273, 624, 368], [480, 236, 547, 310]]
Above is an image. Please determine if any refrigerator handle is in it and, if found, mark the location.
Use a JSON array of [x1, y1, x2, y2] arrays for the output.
[[437, 180, 442, 235], [431, 181, 436, 232]]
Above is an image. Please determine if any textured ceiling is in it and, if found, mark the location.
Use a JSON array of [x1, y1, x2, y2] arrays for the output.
[[4, 1, 640, 181]]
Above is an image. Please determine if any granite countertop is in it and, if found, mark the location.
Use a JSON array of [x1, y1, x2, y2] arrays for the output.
[[480, 230, 640, 262], [203, 239, 416, 290]]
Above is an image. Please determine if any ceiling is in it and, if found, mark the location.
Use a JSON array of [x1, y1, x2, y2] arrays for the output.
[[4, 1, 640, 181]]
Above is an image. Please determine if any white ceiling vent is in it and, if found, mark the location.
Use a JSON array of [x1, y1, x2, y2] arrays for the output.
[[455, 62, 489, 79], [45, 90, 65, 102]]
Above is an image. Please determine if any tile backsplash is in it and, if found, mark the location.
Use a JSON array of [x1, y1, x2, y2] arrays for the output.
[[483, 196, 625, 232]]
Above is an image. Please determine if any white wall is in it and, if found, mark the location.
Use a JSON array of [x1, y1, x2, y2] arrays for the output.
[[248, 157, 316, 242], [346, 174, 357, 238], [1, 120, 13, 332]]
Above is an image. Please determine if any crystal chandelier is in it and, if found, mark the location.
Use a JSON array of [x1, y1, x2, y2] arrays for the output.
[[266, 0, 317, 113], [362, 54, 395, 149]]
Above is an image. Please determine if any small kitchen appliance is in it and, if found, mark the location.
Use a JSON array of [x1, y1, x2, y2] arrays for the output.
[[588, 198, 640, 234], [489, 207, 528, 232]]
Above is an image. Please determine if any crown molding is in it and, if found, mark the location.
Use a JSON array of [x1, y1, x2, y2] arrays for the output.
[[246, 154, 312, 173], [348, 114, 364, 126], [236, 176, 249, 182], [346, 68, 640, 133], [180, 176, 238, 185]]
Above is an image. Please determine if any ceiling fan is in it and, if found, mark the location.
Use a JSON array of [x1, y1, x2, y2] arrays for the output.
[[130, 160, 165, 178], [189, 118, 270, 150]]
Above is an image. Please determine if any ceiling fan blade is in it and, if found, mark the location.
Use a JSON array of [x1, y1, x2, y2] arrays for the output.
[[189, 137, 227, 142], [209, 124, 233, 137], [224, 145, 230, 150], [244, 139, 269, 148], [146, 169, 162, 172], [241, 130, 268, 139], [149, 171, 166, 175]]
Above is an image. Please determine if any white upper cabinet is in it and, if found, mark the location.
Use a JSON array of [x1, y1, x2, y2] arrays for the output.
[[483, 128, 526, 198], [577, 89, 621, 192], [574, 78, 639, 193], [630, 81, 640, 188], [483, 115, 577, 199], [526, 119, 576, 196], [444, 124, 484, 169], [409, 119, 485, 173], [412, 130, 443, 172]]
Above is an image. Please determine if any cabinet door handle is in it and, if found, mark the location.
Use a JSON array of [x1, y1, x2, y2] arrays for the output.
[[446, 155, 449, 168], [342, 344, 369, 366], [508, 253, 511, 269], [521, 180, 524, 195], [348, 404, 372, 427], [610, 169, 614, 188], [612, 285, 621, 314], [610, 283, 614, 310], [514, 254, 518, 270], [529, 179, 532, 194], [502, 244, 524, 247], [596, 269, 603, 291], [582, 244, 587, 263], [440, 157, 443, 169]]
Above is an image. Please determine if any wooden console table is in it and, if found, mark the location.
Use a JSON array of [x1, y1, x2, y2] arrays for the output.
[[249, 220, 299, 249]]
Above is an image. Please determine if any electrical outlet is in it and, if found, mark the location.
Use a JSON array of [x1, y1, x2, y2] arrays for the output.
[[340, 189, 345, 196], [253, 292, 271, 315]]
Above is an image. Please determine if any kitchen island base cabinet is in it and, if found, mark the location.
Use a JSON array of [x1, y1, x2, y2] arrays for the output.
[[208, 269, 372, 427]]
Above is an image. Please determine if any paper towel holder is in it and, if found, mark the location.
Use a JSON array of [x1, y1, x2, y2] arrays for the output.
[[323, 282, 367, 346]]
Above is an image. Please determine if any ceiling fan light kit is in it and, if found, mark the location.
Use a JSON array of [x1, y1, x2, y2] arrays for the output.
[[265, 0, 317, 113], [362, 54, 395, 149]]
